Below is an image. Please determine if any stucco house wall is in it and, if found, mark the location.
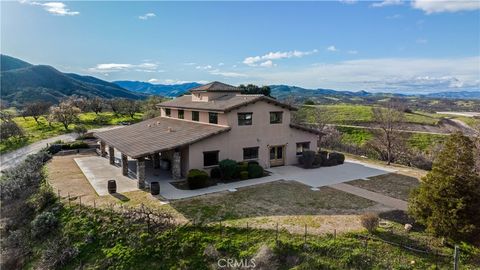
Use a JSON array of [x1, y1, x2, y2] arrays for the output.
[[188, 101, 318, 170]]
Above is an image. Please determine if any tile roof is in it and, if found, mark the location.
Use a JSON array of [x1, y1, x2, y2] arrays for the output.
[[94, 117, 230, 158], [189, 81, 241, 92], [157, 94, 297, 112]]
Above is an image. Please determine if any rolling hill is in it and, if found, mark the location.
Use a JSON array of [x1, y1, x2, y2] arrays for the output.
[[0, 55, 146, 107], [114, 81, 201, 97]]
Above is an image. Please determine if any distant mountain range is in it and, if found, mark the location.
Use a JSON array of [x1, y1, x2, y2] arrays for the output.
[[114, 81, 201, 97], [0, 55, 146, 107]]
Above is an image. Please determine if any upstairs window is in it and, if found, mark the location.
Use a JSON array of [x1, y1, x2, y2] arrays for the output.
[[209, 112, 218, 124], [203, 151, 219, 167], [238, 112, 253, 126], [296, 142, 310, 155], [243, 147, 259, 160], [165, 108, 171, 117], [192, 111, 199, 121], [178, 110, 184, 119], [270, 111, 283, 124]]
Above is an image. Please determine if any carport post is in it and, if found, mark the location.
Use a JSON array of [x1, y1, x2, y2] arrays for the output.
[[137, 157, 146, 189], [121, 154, 128, 176], [100, 141, 106, 157], [108, 146, 115, 165], [153, 153, 160, 169]]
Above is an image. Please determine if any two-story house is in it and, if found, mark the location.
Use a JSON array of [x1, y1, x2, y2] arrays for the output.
[[94, 82, 321, 188]]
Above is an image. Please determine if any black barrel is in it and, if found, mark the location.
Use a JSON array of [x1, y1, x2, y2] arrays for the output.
[[107, 180, 117, 194], [150, 182, 160, 195]]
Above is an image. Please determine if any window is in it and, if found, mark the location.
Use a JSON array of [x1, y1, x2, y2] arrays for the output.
[[243, 147, 259, 160], [296, 142, 310, 155], [165, 108, 171, 117], [203, 151, 219, 167], [238, 112, 253, 126], [178, 110, 184, 119], [192, 111, 199, 121], [209, 112, 218, 124], [270, 111, 283, 124]]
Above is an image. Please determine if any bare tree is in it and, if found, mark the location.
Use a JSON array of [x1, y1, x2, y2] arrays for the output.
[[108, 98, 123, 116], [0, 111, 24, 141], [371, 101, 406, 165], [22, 101, 51, 125], [121, 99, 141, 119], [49, 99, 81, 131], [70, 96, 88, 112], [88, 97, 104, 115]]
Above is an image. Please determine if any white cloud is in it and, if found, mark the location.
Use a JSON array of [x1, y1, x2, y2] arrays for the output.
[[253, 57, 480, 93], [22, 1, 79, 16], [148, 78, 160, 83], [139, 12, 156, 20], [327, 45, 338, 52], [416, 38, 428, 44], [347, 50, 358, 54], [412, 0, 480, 14], [209, 69, 247, 78], [339, 0, 358, 4], [195, 65, 212, 70], [164, 79, 209, 85], [89, 62, 160, 73], [183, 62, 196, 66], [243, 49, 317, 67], [386, 14, 402, 19], [218, 62, 225, 66], [371, 0, 403, 8]]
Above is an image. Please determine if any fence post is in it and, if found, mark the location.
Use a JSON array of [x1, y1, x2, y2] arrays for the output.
[[68, 192, 71, 206], [79, 195, 82, 206], [276, 223, 279, 245], [57, 189, 60, 198], [334, 229, 336, 240], [93, 199, 96, 209], [304, 224, 307, 246], [453, 245, 459, 270]]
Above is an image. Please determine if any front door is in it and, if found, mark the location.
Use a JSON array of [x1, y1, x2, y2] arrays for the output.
[[269, 145, 285, 167]]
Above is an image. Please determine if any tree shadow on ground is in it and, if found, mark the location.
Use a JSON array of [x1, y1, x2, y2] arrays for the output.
[[111, 193, 130, 202]]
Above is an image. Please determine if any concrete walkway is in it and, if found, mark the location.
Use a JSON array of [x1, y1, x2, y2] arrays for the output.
[[0, 126, 122, 173], [74, 155, 394, 200], [329, 183, 408, 211]]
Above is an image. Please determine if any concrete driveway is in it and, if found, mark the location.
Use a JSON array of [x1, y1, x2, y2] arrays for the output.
[[74, 155, 394, 200]]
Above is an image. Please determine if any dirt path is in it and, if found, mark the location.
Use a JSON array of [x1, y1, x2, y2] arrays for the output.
[[329, 183, 408, 211], [0, 126, 121, 174]]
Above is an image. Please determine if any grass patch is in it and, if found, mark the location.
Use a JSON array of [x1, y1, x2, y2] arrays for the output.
[[408, 133, 447, 151], [170, 180, 377, 223], [347, 173, 420, 201], [0, 112, 143, 154], [336, 126, 373, 145]]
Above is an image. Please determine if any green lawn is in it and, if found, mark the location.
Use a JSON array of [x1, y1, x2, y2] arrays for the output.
[[0, 112, 143, 154]]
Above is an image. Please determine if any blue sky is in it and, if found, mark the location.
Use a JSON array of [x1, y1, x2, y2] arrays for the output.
[[1, 0, 479, 93]]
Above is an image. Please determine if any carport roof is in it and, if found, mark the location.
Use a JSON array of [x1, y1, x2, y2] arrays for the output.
[[94, 117, 230, 158]]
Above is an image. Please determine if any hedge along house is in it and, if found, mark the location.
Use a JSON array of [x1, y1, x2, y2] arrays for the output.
[[94, 82, 322, 188]]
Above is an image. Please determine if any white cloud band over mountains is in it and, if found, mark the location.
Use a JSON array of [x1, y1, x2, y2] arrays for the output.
[[243, 49, 318, 67]]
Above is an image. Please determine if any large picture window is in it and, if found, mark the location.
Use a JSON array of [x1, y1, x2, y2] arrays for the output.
[[192, 111, 199, 121], [209, 112, 218, 124], [243, 147, 259, 160], [270, 111, 283, 124], [296, 142, 310, 155], [238, 112, 253, 126], [178, 110, 184, 119], [165, 108, 171, 117], [203, 151, 219, 167]]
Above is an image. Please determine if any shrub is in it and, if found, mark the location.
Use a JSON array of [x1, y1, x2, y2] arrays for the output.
[[94, 114, 110, 125], [210, 167, 221, 179], [302, 150, 316, 168], [31, 211, 58, 238], [329, 152, 345, 165], [187, 169, 210, 189], [219, 159, 238, 181], [29, 184, 56, 212], [240, 171, 249, 180], [73, 125, 88, 137], [248, 164, 263, 178], [237, 161, 249, 171], [313, 154, 323, 167], [360, 212, 379, 233], [247, 160, 259, 166], [61, 141, 89, 150]]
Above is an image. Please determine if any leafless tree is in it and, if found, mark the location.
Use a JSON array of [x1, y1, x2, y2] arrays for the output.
[[0, 111, 24, 141], [49, 99, 81, 131], [371, 101, 406, 165], [87, 97, 105, 115], [22, 101, 51, 125], [108, 98, 123, 116], [121, 99, 141, 119]]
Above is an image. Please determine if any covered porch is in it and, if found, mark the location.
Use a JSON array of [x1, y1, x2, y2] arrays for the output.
[[93, 116, 230, 190]]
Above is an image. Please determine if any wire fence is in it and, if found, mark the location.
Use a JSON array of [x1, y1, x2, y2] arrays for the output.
[[56, 188, 467, 269]]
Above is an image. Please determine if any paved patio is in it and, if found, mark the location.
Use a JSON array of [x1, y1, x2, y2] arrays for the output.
[[74, 155, 395, 199]]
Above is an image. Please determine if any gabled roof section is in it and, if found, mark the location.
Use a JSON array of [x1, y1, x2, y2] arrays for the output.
[[157, 94, 298, 112], [94, 117, 230, 158], [189, 81, 241, 92]]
